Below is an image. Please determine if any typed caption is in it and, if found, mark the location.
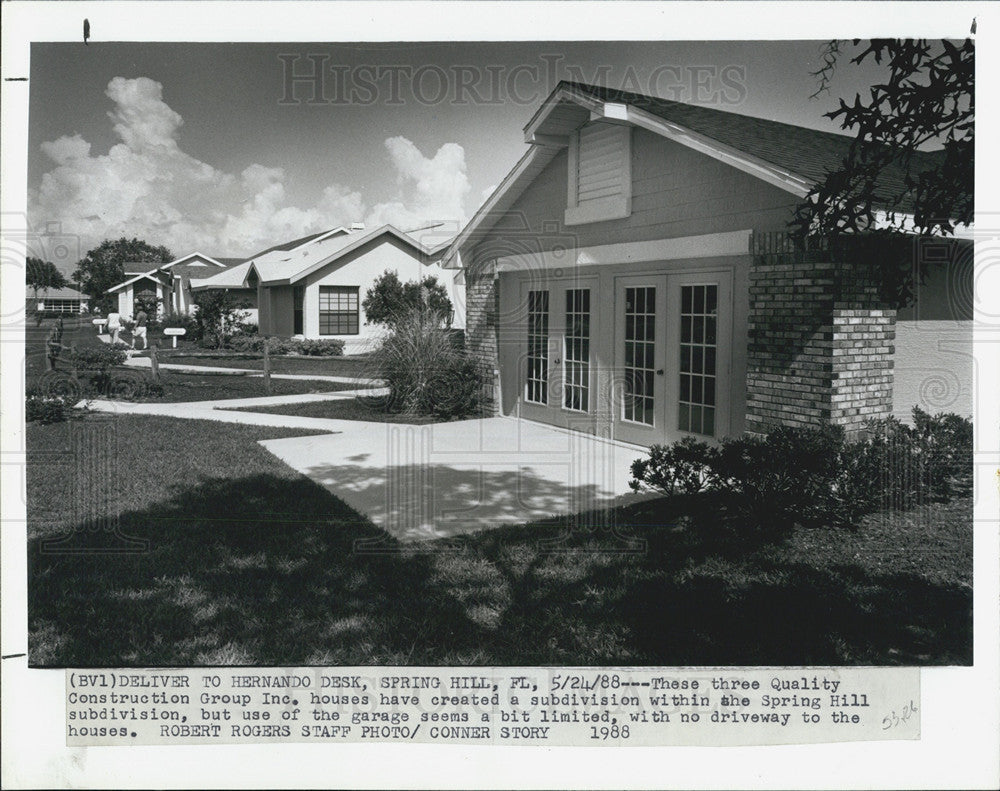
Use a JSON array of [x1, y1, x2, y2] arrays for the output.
[[65, 666, 919, 746]]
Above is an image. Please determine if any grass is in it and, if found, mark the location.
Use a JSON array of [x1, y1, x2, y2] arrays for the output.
[[27, 413, 972, 667], [26, 320, 355, 403], [159, 353, 373, 377], [229, 396, 440, 423], [133, 373, 358, 402]]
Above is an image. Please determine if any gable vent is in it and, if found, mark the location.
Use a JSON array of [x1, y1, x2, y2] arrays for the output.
[[566, 121, 632, 226]]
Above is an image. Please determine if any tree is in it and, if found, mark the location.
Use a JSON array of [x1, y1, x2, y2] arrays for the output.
[[73, 238, 173, 313], [794, 39, 973, 238], [193, 290, 252, 349], [362, 270, 454, 327], [790, 39, 973, 308], [26, 257, 69, 300]]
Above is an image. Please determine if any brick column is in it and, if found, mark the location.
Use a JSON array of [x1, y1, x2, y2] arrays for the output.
[[464, 258, 501, 416], [746, 232, 896, 437]]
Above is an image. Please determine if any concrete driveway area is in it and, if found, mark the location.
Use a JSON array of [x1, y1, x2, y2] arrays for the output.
[[259, 417, 651, 542]]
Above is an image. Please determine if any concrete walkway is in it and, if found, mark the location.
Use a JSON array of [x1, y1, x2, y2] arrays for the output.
[[82, 392, 651, 542], [81, 396, 371, 432], [260, 416, 652, 542]]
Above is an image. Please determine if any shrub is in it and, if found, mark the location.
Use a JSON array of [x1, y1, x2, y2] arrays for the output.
[[69, 344, 128, 393], [227, 335, 293, 355], [711, 425, 845, 530], [911, 406, 973, 498], [193, 290, 252, 348], [362, 270, 453, 328], [370, 311, 486, 419], [629, 410, 973, 534], [293, 338, 345, 356], [26, 393, 68, 424], [161, 313, 201, 342], [630, 437, 718, 496]]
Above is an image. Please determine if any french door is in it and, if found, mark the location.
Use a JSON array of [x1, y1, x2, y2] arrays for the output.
[[614, 271, 731, 446], [520, 278, 598, 428]]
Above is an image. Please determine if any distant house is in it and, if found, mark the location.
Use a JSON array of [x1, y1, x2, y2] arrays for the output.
[[190, 224, 462, 355], [26, 285, 90, 314], [106, 252, 239, 317], [445, 80, 972, 444]]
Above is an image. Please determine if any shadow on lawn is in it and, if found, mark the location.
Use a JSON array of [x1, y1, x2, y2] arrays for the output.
[[28, 474, 972, 667]]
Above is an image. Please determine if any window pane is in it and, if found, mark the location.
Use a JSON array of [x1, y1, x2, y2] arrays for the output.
[[677, 285, 719, 436]]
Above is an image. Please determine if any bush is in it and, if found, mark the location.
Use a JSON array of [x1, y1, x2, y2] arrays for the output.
[[630, 437, 717, 496], [362, 270, 454, 328], [26, 393, 68, 424], [712, 425, 844, 530], [370, 311, 486, 419], [161, 313, 201, 342], [69, 344, 128, 394], [227, 335, 293, 354], [629, 411, 972, 534], [293, 338, 345, 356]]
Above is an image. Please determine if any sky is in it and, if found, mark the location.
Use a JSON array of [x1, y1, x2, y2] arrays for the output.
[[27, 40, 891, 262]]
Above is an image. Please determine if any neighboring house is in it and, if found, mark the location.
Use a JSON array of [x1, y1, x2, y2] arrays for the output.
[[107, 252, 238, 317], [446, 81, 972, 447], [190, 224, 463, 355], [26, 285, 90, 314]]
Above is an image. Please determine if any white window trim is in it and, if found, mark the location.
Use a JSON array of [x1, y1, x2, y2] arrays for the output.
[[564, 125, 632, 226]]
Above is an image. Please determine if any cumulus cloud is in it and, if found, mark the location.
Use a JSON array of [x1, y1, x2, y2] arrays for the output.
[[365, 136, 471, 234], [29, 77, 468, 258]]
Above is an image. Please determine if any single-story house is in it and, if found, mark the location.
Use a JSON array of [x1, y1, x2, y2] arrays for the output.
[[107, 252, 241, 317], [445, 81, 972, 446], [190, 224, 463, 355], [26, 285, 90, 314]]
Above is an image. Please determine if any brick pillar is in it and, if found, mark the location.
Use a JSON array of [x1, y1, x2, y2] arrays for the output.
[[464, 258, 501, 416], [746, 232, 896, 437]]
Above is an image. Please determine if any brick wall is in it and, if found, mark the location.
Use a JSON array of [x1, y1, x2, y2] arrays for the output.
[[747, 232, 896, 436], [464, 257, 501, 415]]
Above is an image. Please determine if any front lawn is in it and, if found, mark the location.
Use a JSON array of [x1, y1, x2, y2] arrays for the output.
[[130, 372, 359, 402], [159, 353, 372, 377], [27, 413, 972, 666], [228, 396, 440, 423]]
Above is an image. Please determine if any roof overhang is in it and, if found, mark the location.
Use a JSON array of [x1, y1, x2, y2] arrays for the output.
[[106, 271, 170, 294], [261, 225, 444, 286], [446, 83, 818, 268]]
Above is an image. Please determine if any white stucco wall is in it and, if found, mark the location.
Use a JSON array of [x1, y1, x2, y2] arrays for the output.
[[301, 236, 465, 354], [891, 320, 973, 421]]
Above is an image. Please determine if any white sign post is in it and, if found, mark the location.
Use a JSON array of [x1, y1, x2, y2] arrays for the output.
[[92, 318, 107, 334], [163, 327, 187, 348]]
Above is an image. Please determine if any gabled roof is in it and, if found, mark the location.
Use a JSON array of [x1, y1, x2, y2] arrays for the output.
[[447, 80, 945, 266], [106, 269, 171, 293], [190, 225, 441, 291], [242, 227, 349, 261], [27, 285, 88, 300], [555, 81, 942, 202]]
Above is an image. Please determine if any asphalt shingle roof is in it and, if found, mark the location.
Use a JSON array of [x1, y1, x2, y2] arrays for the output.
[[563, 81, 944, 205]]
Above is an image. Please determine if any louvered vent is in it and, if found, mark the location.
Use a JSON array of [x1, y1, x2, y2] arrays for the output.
[[565, 122, 632, 225]]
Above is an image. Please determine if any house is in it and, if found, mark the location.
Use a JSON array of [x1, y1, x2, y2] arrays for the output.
[[26, 285, 89, 314], [107, 252, 241, 317], [445, 81, 972, 446], [189, 224, 463, 354]]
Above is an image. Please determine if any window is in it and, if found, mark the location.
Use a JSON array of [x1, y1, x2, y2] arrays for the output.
[[319, 286, 359, 335], [565, 122, 632, 226], [293, 286, 304, 335], [678, 284, 718, 436], [623, 286, 656, 425], [40, 299, 82, 314], [563, 289, 590, 412], [526, 290, 549, 404]]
